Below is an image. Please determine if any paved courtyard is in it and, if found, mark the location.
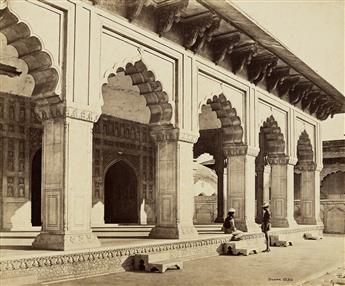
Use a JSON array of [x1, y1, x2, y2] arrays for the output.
[[31, 234, 344, 286]]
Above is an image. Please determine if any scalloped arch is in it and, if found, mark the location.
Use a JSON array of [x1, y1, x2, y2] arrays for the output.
[[321, 170, 345, 188], [297, 130, 314, 163], [259, 115, 285, 155], [0, 7, 59, 102], [205, 93, 244, 144], [102, 60, 172, 125]]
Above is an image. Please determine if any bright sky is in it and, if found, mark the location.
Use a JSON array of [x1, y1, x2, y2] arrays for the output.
[[230, 0, 345, 140]]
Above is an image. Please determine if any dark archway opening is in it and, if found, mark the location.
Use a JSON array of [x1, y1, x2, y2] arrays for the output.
[[31, 149, 42, 226], [104, 161, 138, 224]]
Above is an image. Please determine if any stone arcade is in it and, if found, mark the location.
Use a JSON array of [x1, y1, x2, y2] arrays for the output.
[[0, 0, 344, 256]]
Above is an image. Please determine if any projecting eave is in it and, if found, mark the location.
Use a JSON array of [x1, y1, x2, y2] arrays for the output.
[[197, 0, 345, 114]]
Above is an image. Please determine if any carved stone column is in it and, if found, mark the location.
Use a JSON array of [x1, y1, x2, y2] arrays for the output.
[[224, 144, 259, 232], [256, 164, 271, 223], [32, 103, 101, 250], [268, 155, 297, 227], [149, 125, 198, 239], [214, 157, 225, 223], [295, 163, 321, 225]]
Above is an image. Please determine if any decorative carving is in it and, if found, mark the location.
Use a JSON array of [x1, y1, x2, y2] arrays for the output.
[[247, 53, 277, 85], [206, 93, 244, 145], [266, 66, 290, 92], [156, 0, 188, 35], [267, 154, 289, 165], [223, 143, 247, 157], [211, 31, 241, 65], [182, 12, 221, 53], [230, 42, 257, 74], [277, 74, 301, 97], [288, 81, 313, 105], [150, 125, 179, 143]]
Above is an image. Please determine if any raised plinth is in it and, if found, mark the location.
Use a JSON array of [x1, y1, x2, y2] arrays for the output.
[[149, 225, 199, 239], [32, 232, 101, 251]]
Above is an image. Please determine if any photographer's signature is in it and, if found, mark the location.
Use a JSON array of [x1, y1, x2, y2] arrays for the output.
[[268, 277, 293, 282]]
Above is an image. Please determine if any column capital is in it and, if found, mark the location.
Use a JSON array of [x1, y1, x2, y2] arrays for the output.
[[223, 143, 248, 157], [150, 124, 179, 143], [267, 154, 289, 165], [295, 162, 317, 172], [288, 157, 298, 166], [35, 102, 101, 123]]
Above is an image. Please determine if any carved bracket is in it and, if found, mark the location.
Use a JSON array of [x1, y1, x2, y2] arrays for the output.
[[288, 81, 313, 105], [211, 31, 241, 65], [156, 0, 188, 35], [182, 12, 221, 53], [230, 42, 257, 74], [247, 53, 278, 85], [265, 66, 290, 92], [277, 74, 301, 97]]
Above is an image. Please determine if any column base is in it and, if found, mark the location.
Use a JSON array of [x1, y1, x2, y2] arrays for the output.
[[299, 217, 323, 225], [149, 225, 198, 239], [271, 217, 298, 228], [236, 220, 261, 233], [32, 232, 101, 251]]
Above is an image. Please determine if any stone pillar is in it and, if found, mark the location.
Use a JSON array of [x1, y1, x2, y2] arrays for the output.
[[149, 126, 198, 239], [32, 104, 101, 250], [225, 145, 259, 232], [296, 163, 321, 225], [256, 164, 271, 223], [214, 158, 225, 223], [268, 155, 297, 227]]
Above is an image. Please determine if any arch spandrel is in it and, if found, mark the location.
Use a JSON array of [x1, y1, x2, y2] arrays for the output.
[[0, 6, 60, 102]]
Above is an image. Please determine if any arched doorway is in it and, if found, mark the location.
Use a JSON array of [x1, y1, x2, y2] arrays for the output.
[[104, 161, 138, 224], [31, 149, 42, 226]]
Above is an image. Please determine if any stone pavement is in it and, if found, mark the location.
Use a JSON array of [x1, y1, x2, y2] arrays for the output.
[[32, 234, 344, 286]]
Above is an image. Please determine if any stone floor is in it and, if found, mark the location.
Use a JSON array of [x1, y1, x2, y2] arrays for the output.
[[25, 234, 344, 286]]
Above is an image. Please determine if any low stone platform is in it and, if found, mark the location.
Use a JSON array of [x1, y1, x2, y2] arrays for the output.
[[0, 225, 323, 286]]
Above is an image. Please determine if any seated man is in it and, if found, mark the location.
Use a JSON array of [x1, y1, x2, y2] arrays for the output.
[[223, 208, 242, 240]]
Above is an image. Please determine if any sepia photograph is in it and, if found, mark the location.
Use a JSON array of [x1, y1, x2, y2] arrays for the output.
[[0, 0, 344, 285]]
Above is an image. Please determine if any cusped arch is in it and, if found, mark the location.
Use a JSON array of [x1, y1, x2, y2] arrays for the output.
[[321, 170, 345, 190], [296, 130, 314, 164], [102, 60, 172, 125], [103, 158, 139, 182], [0, 7, 59, 101], [206, 93, 244, 144], [259, 115, 285, 155]]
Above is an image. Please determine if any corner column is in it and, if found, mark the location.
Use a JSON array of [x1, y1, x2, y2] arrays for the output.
[[32, 104, 101, 250], [225, 145, 259, 232], [149, 126, 198, 239], [214, 157, 225, 223], [268, 155, 297, 227]]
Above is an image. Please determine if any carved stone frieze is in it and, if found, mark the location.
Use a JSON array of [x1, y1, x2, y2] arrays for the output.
[[230, 42, 257, 74], [211, 31, 241, 65], [247, 53, 278, 85], [182, 12, 221, 53], [265, 66, 290, 92], [156, 0, 188, 35], [34, 102, 101, 123]]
